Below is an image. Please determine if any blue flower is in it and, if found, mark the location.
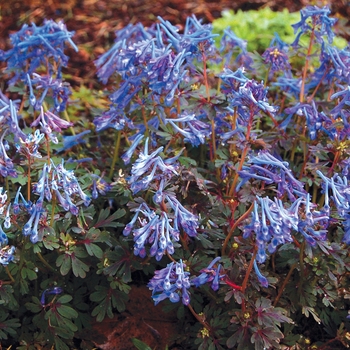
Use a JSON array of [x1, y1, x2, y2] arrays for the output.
[[121, 134, 144, 164], [0, 131, 17, 178], [16, 129, 44, 159], [0, 245, 15, 266], [22, 201, 45, 243], [158, 15, 218, 56], [40, 287, 63, 306], [253, 260, 268, 288], [191, 257, 223, 291], [237, 150, 305, 201], [26, 73, 72, 111], [148, 260, 191, 305], [123, 202, 180, 260], [0, 224, 8, 246], [262, 46, 291, 73], [56, 130, 91, 153], [166, 195, 198, 237], [244, 197, 297, 263], [0, 20, 78, 84], [219, 28, 251, 67], [31, 107, 73, 144], [95, 23, 152, 83], [285, 101, 335, 140], [93, 106, 134, 132], [165, 112, 211, 146], [127, 138, 180, 194], [91, 174, 112, 200], [291, 6, 337, 46]]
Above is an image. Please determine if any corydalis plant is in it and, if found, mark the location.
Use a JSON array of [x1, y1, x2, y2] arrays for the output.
[[94, 6, 349, 349]]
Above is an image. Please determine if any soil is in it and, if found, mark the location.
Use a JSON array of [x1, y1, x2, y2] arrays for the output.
[[0, 1, 349, 349], [77, 285, 180, 350], [1, 0, 349, 89]]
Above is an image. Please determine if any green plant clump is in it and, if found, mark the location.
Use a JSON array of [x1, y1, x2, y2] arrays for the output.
[[0, 4, 349, 350]]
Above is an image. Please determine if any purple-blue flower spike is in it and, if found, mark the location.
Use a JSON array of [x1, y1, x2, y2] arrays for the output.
[[148, 260, 191, 306], [40, 287, 64, 306], [253, 260, 269, 288]]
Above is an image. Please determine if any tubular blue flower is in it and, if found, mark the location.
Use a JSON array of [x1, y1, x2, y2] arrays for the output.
[[191, 257, 224, 291], [0, 20, 78, 84], [166, 195, 198, 237], [219, 28, 251, 67], [127, 138, 180, 194], [234, 79, 277, 114], [0, 245, 15, 266], [40, 287, 63, 306], [165, 113, 211, 147], [0, 131, 17, 178], [22, 202, 45, 243], [237, 150, 305, 201], [123, 202, 180, 260], [0, 224, 8, 245], [243, 197, 299, 263], [31, 107, 73, 143], [330, 86, 350, 119], [53, 160, 91, 206], [27, 74, 36, 106], [291, 5, 337, 47], [16, 129, 44, 159], [148, 260, 191, 305], [218, 67, 248, 93], [4, 203, 11, 229], [0, 187, 7, 210], [253, 260, 269, 288], [56, 130, 91, 153], [13, 186, 31, 214], [285, 101, 334, 140], [273, 77, 302, 100], [317, 170, 350, 216], [121, 134, 144, 164], [32, 163, 51, 202], [262, 47, 291, 73], [91, 174, 112, 200], [95, 23, 152, 83], [108, 77, 143, 109], [157, 15, 218, 56], [26, 73, 72, 111], [93, 106, 134, 132], [8, 100, 26, 141]]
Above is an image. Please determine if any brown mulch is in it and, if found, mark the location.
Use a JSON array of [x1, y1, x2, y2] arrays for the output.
[[1, 0, 349, 88]]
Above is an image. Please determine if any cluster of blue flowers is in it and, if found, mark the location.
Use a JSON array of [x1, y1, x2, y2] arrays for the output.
[[0, 188, 15, 265], [0, 19, 101, 254], [148, 257, 223, 305]]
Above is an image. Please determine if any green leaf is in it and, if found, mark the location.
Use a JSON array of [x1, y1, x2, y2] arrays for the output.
[[56, 254, 72, 276], [94, 208, 125, 229], [54, 334, 70, 350], [57, 305, 79, 319], [71, 253, 89, 278], [85, 242, 103, 259], [132, 338, 152, 350], [57, 295, 73, 304], [43, 234, 60, 250]]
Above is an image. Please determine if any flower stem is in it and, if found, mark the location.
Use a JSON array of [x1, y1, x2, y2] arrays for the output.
[[5, 266, 15, 283], [222, 201, 255, 255], [299, 28, 315, 103], [187, 304, 213, 336], [37, 252, 55, 272], [241, 246, 257, 295], [273, 262, 297, 307], [109, 130, 121, 179], [27, 157, 31, 202]]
